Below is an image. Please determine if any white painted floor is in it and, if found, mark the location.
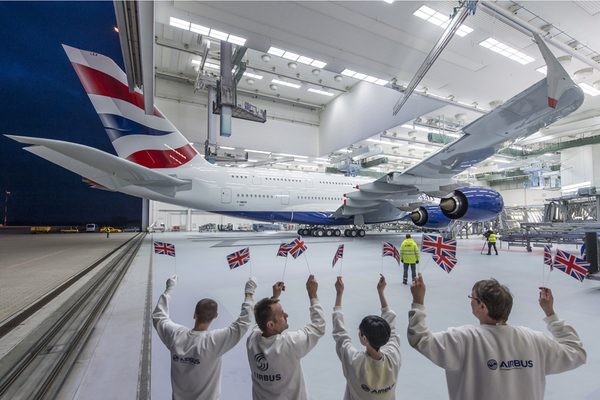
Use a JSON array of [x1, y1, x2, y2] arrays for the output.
[[141, 231, 600, 400]]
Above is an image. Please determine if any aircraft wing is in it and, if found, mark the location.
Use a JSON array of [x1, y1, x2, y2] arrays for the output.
[[6, 135, 191, 197], [334, 33, 584, 221]]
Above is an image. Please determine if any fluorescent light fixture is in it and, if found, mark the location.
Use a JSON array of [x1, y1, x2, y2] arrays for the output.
[[401, 124, 432, 132], [169, 17, 190, 30], [282, 51, 300, 61], [314, 158, 330, 162], [297, 56, 314, 65], [536, 66, 547, 75], [190, 23, 210, 35], [227, 35, 246, 46], [245, 149, 271, 154], [374, 79, 388, 86], [510, 145, 523, 150], [243, 72, 263, 80], [579, 82, 600, 96], [310, 60, 327, 68], [272, 79, 301, 89], [278, 153, 308, 159], [209, 29, 229, 41], [383, 0, 394, 3], [268, 47, 285, 57], [367, 139, 389, 144], [479, 38, 534, 65], [364, 76, 378, 83], [308, 88, 334, 97], [191, 59, 202, 65], [413, 6, 473, 37], [205, 62, 220, 70], [341, 69, 357, 77], [353, 72, 368, 80], [220, 146, 235, 150]]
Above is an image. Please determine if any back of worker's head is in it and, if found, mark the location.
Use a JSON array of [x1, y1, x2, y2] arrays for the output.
[[195, 299, 218, 323], [472, 279, 513, 322], [359, 315, 391, 351], [254, 298, 279, 332], [406, 233, 411, 239]]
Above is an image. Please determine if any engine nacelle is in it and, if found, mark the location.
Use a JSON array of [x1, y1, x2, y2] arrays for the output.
[[439, 187, 504, 222], [409, 204, 452, 229]]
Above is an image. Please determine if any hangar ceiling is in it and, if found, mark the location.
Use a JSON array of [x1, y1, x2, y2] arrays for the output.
[[125, 1, 600, 184]]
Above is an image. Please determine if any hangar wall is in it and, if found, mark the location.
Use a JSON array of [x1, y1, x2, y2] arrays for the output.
[[561, 144, 600, 189], [155, 79, 320, 156]]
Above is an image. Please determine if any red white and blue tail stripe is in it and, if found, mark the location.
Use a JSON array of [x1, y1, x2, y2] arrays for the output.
[[63, 44, 200, 169]]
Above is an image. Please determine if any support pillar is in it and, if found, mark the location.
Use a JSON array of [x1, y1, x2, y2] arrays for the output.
[[142, 198, 149, 231]]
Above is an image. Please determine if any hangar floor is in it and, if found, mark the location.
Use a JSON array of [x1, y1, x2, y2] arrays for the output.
[[1, 231, 599, 399]]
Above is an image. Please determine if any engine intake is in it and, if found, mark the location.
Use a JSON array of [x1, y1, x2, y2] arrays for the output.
[[440, 187, 504, 222]]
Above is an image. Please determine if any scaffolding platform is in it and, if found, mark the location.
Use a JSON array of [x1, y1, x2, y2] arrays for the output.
[[213, 101, 267, 123]]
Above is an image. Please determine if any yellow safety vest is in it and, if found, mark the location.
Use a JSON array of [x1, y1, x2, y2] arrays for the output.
[[488, 233, 497, 243], [400, 239, 420, 263]]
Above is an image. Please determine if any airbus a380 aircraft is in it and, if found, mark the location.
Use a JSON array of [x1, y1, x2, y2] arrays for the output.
[[7, 33, 584, 237]]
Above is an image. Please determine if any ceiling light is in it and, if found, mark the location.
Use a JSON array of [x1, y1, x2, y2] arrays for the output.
[[261, 54, 271, 63], [227, 35, 246, 46], [374, 79, 388, 86], [220, 146, 235, 150], [594, 80, 600, 90], [308, 88, 334, 97], [364, 76, 378, 83], [209, 29, 229, 41], [205, 62, 220, 70], [245, 149, 271, 154], [272, 79, 301, 89], [353, 72, 367, 80], [479, 38, 534, 65], [557, 55, 572, 67], [413, 6, 473, 37], [341, 69, 356, 77], [310, 60, 327, 68], [334, 75, 343, 82], [267, 47, 285, 57], [574, 67, 593, 80], [243, 72, 263, 80], [282, 51, 300, 61], [579, 83, 600, 96], [246, 78, 255, 85], [191, 59, 202, 65], [312, 69, 321, 76], [270, 84, 278, 91], [190, 23, 209, 35], [169, 17, 190, 30], [288, 62, 297, 70], [297, 56, 314, 65], [536, 66, 547, 75]]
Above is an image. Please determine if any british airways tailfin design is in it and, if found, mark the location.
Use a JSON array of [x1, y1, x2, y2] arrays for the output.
[[62, 44, 202, 169], [6, 36, 584, 233]]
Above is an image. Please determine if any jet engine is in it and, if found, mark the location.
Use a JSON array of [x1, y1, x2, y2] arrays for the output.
[[438, 187, 504, 222], [408, 205, 452, 229]]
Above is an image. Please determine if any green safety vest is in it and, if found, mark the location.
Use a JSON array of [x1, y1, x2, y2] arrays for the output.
[[400, 238, 420, 263]]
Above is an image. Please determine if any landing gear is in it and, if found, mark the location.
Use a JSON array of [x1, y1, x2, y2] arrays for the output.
[[344, 228, 365, 237], [296, 227, 342, 237]]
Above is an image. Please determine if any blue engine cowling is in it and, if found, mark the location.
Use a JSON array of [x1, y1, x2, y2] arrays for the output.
[[409, 205, 452, 229], [439, 187, 504, 222]]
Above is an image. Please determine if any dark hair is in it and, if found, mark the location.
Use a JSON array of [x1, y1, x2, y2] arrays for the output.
[[195, 299, 218, 323], [406, 234, 411, 239], [472, 279, 513, 322], [359, 315, 391, 351], [254, 298, 280, 332]]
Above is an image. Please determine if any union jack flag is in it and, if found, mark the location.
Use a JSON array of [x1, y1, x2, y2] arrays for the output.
[[154, 241, 176, 257], [544, 245, 553, 269], [432, 254, 457, 273], [288, 236, 307, 259], [277, 243, 293, 257], [227, 247, 250, 270], [422, 234, 457, 258], [382, 242, 400, 264], [553, 249, 589, 282], [332, 244, 344, 268]]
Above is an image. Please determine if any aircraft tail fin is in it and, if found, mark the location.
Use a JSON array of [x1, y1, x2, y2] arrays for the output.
[[62, 44, 204, 168], [532, 33, 577, 109]]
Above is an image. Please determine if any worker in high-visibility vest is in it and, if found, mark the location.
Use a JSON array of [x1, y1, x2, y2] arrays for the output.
[[486, 230, 498, 255], [400, 233, 420, 284]]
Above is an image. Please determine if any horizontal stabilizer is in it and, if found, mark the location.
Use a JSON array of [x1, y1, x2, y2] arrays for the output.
[[6, 135, 191, 197]]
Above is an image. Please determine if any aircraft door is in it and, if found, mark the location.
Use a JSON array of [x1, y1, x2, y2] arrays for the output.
[[221, 188, 231, 204], [305, 179, 314, 188], [252, 174, 261, 185], [281, 190, 290, 205]]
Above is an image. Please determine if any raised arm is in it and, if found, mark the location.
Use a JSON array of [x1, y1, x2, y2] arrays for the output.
[[335, 276, 344, 307], [271, 281, 285, 300], [152, 275, 181, 344], [378, 274, 388, 309]]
